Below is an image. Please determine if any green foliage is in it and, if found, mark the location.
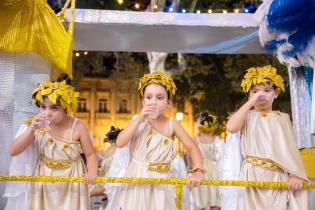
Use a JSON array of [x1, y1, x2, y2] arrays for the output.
[[169, 54, 290, 120], [74, 52, 291, 120]]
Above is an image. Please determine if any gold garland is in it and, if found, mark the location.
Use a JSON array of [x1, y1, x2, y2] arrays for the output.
[[198, 114, 219, 134], [2, 176, 314, 210], [32, 80, 79, 114], [241, 65, 285, 93], [138, 71, 177, 98]]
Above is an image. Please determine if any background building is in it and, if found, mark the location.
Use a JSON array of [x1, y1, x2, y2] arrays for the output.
[[75, 76, 197, 152]]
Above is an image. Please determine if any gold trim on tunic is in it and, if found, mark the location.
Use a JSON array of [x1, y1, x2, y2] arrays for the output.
[[41, 155, 72, 170], [246, 155, 282, 171], [147, 162, 171, 173]]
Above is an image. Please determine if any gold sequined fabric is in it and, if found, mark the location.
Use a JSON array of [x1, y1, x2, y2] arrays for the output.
[[0, 0, 74, 75]]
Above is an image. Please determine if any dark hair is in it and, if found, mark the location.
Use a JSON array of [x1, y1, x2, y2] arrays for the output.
[[104, 126, 122, 144], [56, 73, 72, 85], [198, 112, 215, 126]]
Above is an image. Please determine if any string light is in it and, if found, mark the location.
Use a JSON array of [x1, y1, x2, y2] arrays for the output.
[[110, 1, 256, 14], [75, 52, 80, 57], [134, 3, 140, 9], [84, 51, 88, 55]]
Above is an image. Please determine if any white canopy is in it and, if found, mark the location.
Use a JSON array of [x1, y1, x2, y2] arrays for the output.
[[68, 10, 265, 54]]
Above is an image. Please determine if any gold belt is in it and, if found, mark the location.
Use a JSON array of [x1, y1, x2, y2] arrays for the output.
[[246, 155, 282, 171], [147, 162, 171, 174], [41, 155, 72, 170]]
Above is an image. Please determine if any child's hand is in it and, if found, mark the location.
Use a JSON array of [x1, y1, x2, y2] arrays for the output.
[[84, 171, 97, 184], [187, 171, 204, 187], [288, 175, 304, 193], [30, 112, 47, 131], [248, 91, 266, 107], [139, 104, 158, 121]]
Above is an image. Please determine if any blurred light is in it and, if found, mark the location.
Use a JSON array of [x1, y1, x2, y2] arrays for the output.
[[181, 8, 187, 13], [84, 51, 88, 55], [234, 8, 240, 13], [196, 10, 201, 14], [75, 52, 80, 57], [243, 4, 256, 13], [168, 7, 174, 12], [153, 4, 158, 10], [134, 3, 140, 9], [208, 9, 212, 13], [117, 0, 123, 4], [222, 10, 227, 14], [176, 112, 184, 121]]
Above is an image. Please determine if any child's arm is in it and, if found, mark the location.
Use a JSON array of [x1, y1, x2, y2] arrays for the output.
[[77, 122, 98, 183], [186, 137, 198, 171], [116, 104, 157, 148], [226, 91, 265, 133], [9, 113, 46, 156], [173, 121, 204, 187]]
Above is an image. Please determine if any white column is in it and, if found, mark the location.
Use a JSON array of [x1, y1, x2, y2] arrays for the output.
[[0, 52, 50, 208]]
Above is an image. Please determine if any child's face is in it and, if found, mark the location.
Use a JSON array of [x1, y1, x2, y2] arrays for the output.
[[142, 83, 171, 116], [249, 83, 277, 111], [39, 97, 67, 125]]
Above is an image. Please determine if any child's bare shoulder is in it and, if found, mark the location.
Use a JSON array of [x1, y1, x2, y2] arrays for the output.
[[76, 119, 89, 131]]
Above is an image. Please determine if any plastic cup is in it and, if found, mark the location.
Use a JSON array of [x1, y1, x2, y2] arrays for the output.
[[147, 103, 159, 119], [40, 111, 53, 128]]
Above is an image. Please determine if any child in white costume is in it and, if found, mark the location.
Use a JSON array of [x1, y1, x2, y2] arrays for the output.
[[90, 126, 122, 198], [190, 112, 225, 210], [4, 74, 98, 210], [108, 71, 204, 210], [103, 145, 191, 210], [227, 65, 309, 210]]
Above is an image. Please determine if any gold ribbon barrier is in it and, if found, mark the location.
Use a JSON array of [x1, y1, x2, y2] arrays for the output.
[[1, 176, 315, 210]]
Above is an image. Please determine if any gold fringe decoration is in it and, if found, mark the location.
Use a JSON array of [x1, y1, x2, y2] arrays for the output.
[[300, 148, 315, 178], [0, 0, 76, 77], [1, 176, 315, 210]]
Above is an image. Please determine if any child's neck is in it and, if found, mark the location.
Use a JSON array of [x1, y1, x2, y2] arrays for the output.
[[254, 107, 273, 112]]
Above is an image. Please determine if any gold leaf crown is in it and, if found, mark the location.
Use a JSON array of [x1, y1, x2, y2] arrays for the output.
[[241, 65, 285, 93], [32, 80, 79, 113], [198, 114, 219, 134], [138, 71, 177, 97]]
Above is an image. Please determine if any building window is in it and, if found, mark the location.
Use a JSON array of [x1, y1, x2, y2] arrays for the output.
[[98, 99, 109, 113], [77, 98, 87, 112], [118, 99, 129, 113]]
